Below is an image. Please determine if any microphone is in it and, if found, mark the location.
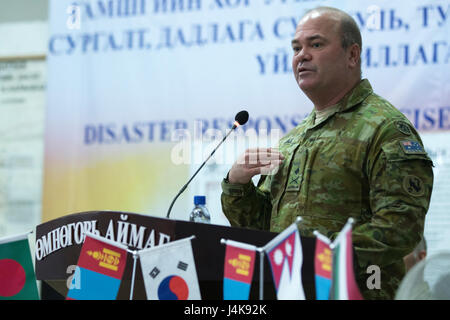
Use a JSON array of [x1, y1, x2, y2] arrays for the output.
[[166, 110, 249, 219], [232, 110, 249, 129]]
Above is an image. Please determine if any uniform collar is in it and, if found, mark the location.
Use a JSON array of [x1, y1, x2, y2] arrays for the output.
[[309, 78, 373, 127], [283, 79, 373, 144], [336, 78, 373, 113]]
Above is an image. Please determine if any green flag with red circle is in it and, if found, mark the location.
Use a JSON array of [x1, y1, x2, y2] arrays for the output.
[[0, 232, 39, 300]]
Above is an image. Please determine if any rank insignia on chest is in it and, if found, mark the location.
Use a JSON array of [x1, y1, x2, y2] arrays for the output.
[[399, 140, 426, 155], [287, 165, 301, 191], [286, 150, 307, 191]]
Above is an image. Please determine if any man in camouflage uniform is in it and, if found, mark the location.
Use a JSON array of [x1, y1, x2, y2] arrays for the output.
[[221, 7, 433, 299]]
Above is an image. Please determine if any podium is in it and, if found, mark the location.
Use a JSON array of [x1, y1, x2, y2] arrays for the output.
[[35, 211, 316, 300]]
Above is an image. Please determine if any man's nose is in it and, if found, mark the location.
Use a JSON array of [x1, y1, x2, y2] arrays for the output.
[[297, 48, 312, 63]]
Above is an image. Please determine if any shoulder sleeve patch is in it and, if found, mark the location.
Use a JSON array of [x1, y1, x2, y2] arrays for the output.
[[399, 140, 426, 155], [403, 175, 425, 197], [395, 120, 412, 135]]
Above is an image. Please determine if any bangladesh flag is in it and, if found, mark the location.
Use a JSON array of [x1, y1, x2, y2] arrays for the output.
[[0, 232, 39, 300]]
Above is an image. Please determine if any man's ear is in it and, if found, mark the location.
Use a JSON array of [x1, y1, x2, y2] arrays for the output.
[[418, 250, 427, 261], [348, 43, 361, 69]]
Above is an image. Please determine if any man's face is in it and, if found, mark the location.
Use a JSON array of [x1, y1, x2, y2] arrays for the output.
[[291, 12, 351, 93]]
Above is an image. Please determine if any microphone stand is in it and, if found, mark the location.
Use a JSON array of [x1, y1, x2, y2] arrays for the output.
[[166, 124, 238, 219]]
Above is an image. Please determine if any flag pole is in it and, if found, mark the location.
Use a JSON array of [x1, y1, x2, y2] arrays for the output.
[[258, 248, 264, 300], [330, 217, 354, 250], [313, 230, 332, 245], [128, 249, 138, 300], [261, 216, 302, 252], [0, 229, 33, 244]]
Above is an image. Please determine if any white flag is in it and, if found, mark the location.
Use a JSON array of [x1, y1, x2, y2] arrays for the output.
[[263, 223, 305, 300], [138, 236, 201, 300]]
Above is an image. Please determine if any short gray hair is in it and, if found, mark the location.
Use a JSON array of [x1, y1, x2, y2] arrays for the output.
[[302, 6, 362, 51]]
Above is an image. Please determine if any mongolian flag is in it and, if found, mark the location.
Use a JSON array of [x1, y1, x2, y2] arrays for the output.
[[138, 236, 201, 300], [263, 222, 305, 300], [329, 219, 363, 300], [66, 232, 128, 300], [223, 239, 256, 300], [0, 232, 39, 300], [313, 231, 332, 300]]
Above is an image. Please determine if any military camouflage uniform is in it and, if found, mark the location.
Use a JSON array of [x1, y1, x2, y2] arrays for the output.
[[221, 79, 434, 300]]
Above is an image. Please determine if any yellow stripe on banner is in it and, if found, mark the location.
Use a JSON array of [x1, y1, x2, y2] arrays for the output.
[[236, 269, 249, 276], [103, 248, 121, 257], [238, 254, 251, 262], [99, 262, 119, 271]]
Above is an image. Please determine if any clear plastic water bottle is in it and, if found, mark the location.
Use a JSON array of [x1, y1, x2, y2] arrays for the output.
[[189, 196, 211, 223]]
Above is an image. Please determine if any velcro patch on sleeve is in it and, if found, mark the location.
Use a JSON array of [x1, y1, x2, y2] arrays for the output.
[[395, 120, 412, 136], [403, 175, 425, 196], [399, 140, 426, 155]]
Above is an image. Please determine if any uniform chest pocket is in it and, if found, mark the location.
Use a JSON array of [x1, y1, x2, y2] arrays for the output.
[[286, 149, 308, 192], [311, 137, 365, 201], [319, 137, 365, 173]]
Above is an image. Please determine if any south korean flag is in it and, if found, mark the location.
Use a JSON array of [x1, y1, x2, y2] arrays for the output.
[[138, 236, 201, 300]]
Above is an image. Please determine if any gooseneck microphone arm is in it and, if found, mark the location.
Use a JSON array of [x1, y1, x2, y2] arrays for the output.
[[166, 111, 249, 219]]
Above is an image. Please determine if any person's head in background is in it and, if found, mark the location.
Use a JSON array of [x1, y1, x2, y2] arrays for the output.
[[403, 237, 427, 273]]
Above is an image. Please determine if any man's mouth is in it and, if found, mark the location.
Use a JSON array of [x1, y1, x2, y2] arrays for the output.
[[298, 67, 314, 73]]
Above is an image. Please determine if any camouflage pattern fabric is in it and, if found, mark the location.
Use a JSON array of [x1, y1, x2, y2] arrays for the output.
[[221, 79, 434, 300]]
